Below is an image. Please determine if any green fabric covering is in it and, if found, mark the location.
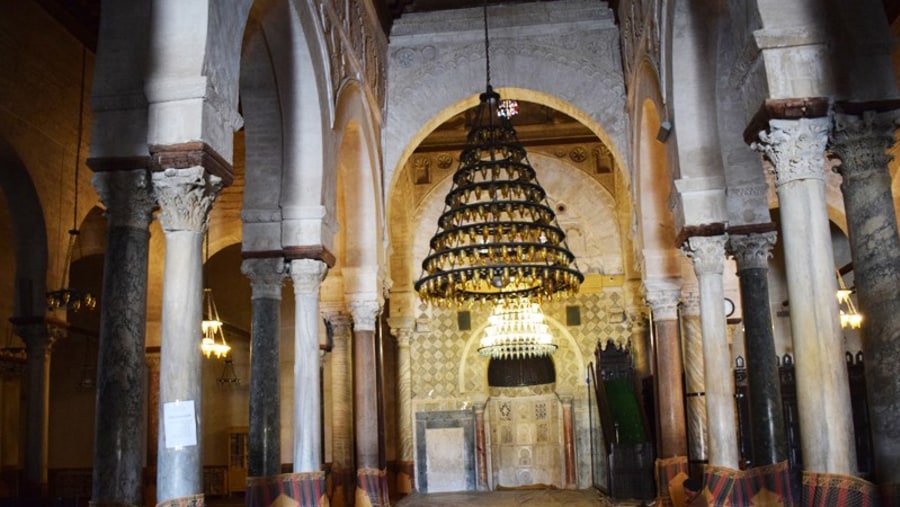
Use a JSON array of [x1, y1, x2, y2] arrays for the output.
[[604, 378, 647, 445]]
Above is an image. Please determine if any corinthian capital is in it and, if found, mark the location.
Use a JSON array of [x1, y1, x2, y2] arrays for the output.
[[151, 167, 222, 233], [728, 232, 777, 271], [682, 235, 727, 276], [830, 110, 900, 178], [289, 259, 328, 294], [92, 169, 157, 229], [241, 258, 288, 299], [643, 280, 681, 321], [753, 117, 831, 186], [348, 299, 382, 331]]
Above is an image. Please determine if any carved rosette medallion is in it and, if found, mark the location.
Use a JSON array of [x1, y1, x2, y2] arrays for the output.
[[92, 169, 157, 229], [151, 167, 222, 233], [830, 110, 899, 179], [682, 235, 727, 276], [728, 232, 777, 271], [753, 117, 831, 187]]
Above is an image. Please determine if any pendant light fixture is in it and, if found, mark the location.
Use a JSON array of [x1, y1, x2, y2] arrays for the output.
[[201, 232, 231, 359], [479, 298, 557, 359], [414, 3, 582, 306], [46, 47, 96, 313]]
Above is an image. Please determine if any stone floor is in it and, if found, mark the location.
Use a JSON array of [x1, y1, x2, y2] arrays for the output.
[[394, 488, 640, 507], [206, 488, 648, 507]]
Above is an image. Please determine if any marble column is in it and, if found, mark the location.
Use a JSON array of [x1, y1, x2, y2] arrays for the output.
[[474, 404, 488, 491], [146, 349, 161, 489], [349, 299, 389, 507], [152, 166, 222, 503], [323, 308, 354, 506], [242, 258, 288, 478], [680, 284, 709, 471], [289, 259, 328, 473], [754, 118, 855, 474], [392, 326, 414, 494], [644, 283, 687, 459], [562, 398, 576, 488], [682, 235, 738, 469], [729, 232, 787, 467], [90, 169, 156, 506], [830, 110, 900, 487], [15, 320, 54, 496]]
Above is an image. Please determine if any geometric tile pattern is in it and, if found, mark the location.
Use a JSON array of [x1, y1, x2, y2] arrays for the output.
[[412, 288, 631, 403]]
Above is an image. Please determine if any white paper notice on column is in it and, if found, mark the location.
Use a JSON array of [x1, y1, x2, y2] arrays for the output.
[[163, 400, 198, 448]]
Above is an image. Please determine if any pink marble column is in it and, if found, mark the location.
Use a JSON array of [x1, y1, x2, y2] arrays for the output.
[[645, 282, 687, 459], [562, 399, 576, 488]]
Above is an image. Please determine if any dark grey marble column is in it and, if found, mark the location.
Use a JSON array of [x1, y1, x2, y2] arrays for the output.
[[754, 118, 854, 475], [241, 258, 287, 478], [14, 319, 55, 496], [90, 169, 156, 506], [152, 166, 222, 503], [831, 110, 900, 487], [729, 231, 787, 467]]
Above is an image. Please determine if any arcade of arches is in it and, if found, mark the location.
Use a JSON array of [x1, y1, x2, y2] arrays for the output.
[[2, 0, 900, 506]]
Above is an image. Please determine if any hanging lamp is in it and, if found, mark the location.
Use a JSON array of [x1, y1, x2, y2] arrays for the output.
[[46, 47, 96, 313], [836, 270, 862, 329], [479, 298, 557, 359], [414, 4, 582, 305], [200, 233, 231, 359]]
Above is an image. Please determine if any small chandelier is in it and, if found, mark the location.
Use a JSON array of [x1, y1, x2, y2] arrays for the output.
[[414, 5, 582, 305], [47, 48, 96, 313], [479, 298, 557, 359], [836, 270, 862, 329], [201, 287, 231, 359], [216, 357, 240, 386]]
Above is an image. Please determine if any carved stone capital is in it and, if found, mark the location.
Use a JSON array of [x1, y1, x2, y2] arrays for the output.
[[322, 308, 352, 337], [241, 258, 288, 300], [681, 283, 701, 317], [12, 318, 56, 351], [728, 231, 777, 271], [151, 167, 222, 233], [753, 117, 831, 186], [392, 327, 413, 348], [92, 169, 157, 229], [643, 281, 681, 321], [289, 259, 328, 294], [348, 300, 382, 332], [682, 235, 727, 277], [830, 110, 900, 178]]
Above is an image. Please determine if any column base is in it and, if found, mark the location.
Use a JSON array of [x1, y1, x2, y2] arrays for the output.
[[155, 493, 204, 507], [655, 455, 689, 507], [91, 502, 141, 507], [247, 472, 329, 507], [329, 466, 356, 507], [880, 482, 900, 507], [699, 461, 794, 506], [355, 468, 390, 507], [395, 461, 414, 495], [801, 471, 875, 506]]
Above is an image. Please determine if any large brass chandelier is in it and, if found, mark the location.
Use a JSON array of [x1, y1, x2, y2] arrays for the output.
[[414, 5, 582, 306], [479, 298, 557, 359]]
